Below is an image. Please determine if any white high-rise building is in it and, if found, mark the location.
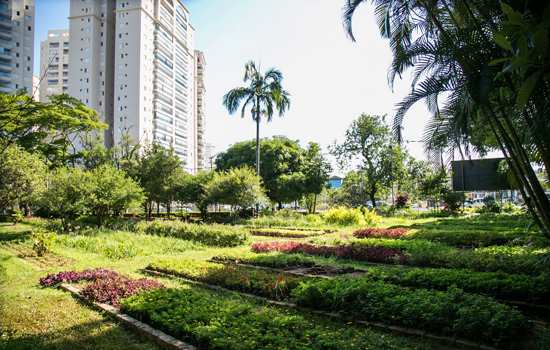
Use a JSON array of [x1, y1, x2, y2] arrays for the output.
[[194, 50, 205, 172], [68, 0, 200, 170], [0, 0, 34, 94], [39, 29, 69, 101]]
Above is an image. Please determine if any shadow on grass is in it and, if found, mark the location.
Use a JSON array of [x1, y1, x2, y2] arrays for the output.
[[0, 319, 160, 350]]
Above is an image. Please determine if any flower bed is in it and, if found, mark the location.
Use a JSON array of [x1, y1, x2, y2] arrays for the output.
[[39, 268, 119, 287], [40, 269, 164, 306], [81, 275, 164, 306], [251, 241, 408, 264], [135, 220, 248, 247], [120, 288, 423, 350], [249, 228, 326, 238], [147, 258, 301, 300], [353, 227, 409, 238], [292, 278, 529, 346]]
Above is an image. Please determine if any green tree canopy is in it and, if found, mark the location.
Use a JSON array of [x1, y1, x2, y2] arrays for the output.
[[204, 167, 265, 209], [330, 114, 404, 207], [0, 145, 47, 213]]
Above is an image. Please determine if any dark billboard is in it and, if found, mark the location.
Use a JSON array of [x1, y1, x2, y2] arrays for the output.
[[451, 158, 513, 191]]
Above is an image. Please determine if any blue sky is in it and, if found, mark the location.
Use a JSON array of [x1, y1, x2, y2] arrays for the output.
[[34, 0, 432, 166]]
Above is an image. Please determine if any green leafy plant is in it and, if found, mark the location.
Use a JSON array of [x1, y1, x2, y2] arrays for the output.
[[9, 209, 23, 225], [31, 230, 57, 257], [322, 206, 367, 226]]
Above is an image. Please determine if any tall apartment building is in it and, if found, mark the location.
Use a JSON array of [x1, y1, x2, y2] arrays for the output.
[[39, 29, 69, 101], [68, 0, 201, 171], [194, 50, 205, 171], [0, 0, 34, 94]]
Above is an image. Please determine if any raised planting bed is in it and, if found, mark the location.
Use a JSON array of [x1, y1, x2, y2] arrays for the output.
[[249, 228, 329, 238], [146, 258, 302, 300], [246, 226, 336, 233], [40, 269, 164, 306], [120, 286, 442, 350], [144, 257, 531, 347], [213, 254, 550, 304], [353, 227, 409, 238], [134, 220, 248, 247], [251, 241, 408, 264]]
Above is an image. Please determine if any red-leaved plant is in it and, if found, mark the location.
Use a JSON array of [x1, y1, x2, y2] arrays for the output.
[[250, 241, 407, 263], [39, 269, 119, 287], [353, 228, 409, 239], [81, 275, 164, 306]]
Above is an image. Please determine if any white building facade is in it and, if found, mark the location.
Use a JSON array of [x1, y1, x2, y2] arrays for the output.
[[39, 29, 69, 101], [68, 0, 199, 170], [0, 0, 34, 95], [194, 49, 205, 172]]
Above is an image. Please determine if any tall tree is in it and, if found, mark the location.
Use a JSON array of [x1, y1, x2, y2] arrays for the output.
[[330, 114, 404, 207], [223, 61, 290, 176], [342, 0, 550, 235], [301, 142, 332, 213], [215, 136, 303, 207]]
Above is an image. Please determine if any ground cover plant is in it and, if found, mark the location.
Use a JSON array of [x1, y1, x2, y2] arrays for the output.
[[249, 227, 328, 238], [292, 278, 529, 346], [353, 227, 409, 238], [251, 241, 408, 263], [307, 236, 550, 275], [213, 253, 550, 303], [120, 287, 427, 350], [40, 268, 164, 306], [145, 256, 530, 346], [135, 220, 248, 247], [147, 258, 302, 300]]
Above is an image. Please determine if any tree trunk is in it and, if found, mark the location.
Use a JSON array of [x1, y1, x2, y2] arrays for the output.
[[369, 191, 376, 208], [255, 109, 261, 176], [312, 193, 317, 214]]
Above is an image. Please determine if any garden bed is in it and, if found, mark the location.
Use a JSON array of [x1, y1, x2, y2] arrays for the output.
[[249, 228, 330, 238], [2, 242, 74, 269], [145, 258, 530, 347]]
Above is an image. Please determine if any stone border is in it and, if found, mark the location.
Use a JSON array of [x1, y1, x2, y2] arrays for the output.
[[59, 283, 196, 350], [143, 269, 498, 350]]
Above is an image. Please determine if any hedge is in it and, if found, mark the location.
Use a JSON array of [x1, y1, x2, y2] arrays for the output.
[[121, 288, 420, 350], [249, 228, 327, 238], [135, 220, 248, 247]]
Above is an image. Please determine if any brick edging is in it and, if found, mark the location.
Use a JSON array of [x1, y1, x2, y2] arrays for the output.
[[59, 284, 196, 350]]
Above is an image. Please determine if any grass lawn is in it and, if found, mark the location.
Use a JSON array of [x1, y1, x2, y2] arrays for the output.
[[1, 214, 549, 349]]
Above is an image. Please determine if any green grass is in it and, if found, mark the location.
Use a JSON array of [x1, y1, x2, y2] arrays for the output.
[[1, 212, 550, 349]]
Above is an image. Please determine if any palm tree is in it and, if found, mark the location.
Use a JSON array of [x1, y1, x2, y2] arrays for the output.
[[342, 0, 550, 235], [223, 61, 290, 176]]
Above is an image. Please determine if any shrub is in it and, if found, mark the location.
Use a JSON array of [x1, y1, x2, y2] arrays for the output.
[[395, 193, 409, 209], [482, 196, 501, 213], [121, 288, 419, 350], [442, 191, 465, 213], [322, 207, 364, 226], [9, 209, 24, 225], [81, 275, 164, 306], [135, 220, 248, 247], [292, 279, 529, 346], [353, 227, 408, 238], [147, 259, 301, 300], [361, 207, 381, 226], [31, 229, 57, 257], [251, 241, 407, 264]]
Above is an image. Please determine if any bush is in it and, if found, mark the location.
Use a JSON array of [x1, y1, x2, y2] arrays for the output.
[[395, 193, 409, 209], [251, 241, 407, 264], [442, 191, 465, 213], [147, 259, 301, 300], [31, 229, 57, 257], [121, 288, 419, 350], [353, 227, 408, 238], [9, 209, 24, 225], [322, 207, 364, 226], [135, 220, 248, 247], [292, 279, 529, 346], [482, 196, 501, 213]]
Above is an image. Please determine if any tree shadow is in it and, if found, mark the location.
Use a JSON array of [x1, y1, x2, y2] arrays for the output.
[[0, 319, 161, 350]]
